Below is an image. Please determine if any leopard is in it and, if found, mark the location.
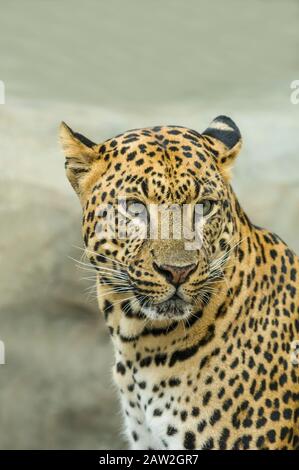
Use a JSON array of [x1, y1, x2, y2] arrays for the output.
[[60, 115, 299, 450]]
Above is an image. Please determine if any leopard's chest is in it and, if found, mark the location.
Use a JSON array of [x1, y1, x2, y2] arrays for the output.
[[114, 363, 213, 450], [118, 377, 184, 450]]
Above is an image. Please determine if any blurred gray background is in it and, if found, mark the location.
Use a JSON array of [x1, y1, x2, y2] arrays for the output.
[[0, 0, 298, 449]]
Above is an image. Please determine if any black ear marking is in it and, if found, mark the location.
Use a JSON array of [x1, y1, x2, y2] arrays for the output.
[[203, 115, 241, 150], [73, 132, 96, 149], [61, 122, 96, 149]]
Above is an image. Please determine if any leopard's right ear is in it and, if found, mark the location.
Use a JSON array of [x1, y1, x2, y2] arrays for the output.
[[202, 115, 242, 181], [59, 122, 99, 196]]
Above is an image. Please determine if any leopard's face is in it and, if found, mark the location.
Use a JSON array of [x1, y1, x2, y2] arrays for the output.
[[60, 118, 242, 321]]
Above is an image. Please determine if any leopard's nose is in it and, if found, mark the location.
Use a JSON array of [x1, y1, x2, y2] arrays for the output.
[[153, 262, 198, 286]]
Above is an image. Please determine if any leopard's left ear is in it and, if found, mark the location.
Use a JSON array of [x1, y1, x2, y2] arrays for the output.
[[202, 115, 242, 180], [59, 122, 99, 197]]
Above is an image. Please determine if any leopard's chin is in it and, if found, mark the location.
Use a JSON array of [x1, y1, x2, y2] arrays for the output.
[[141, 296, 194, 321]]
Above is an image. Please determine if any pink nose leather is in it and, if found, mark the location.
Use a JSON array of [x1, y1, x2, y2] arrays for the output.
[[154, 263, 197, 286]]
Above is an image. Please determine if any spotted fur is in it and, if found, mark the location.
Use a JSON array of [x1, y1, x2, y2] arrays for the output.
[[60, 116, 299, 450]]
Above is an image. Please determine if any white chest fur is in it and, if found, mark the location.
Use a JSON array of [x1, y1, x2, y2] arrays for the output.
[[114, 362, 211, 450], [119, 382, 182, 450]]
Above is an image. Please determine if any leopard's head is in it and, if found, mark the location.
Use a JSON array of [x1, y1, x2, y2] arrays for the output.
[[60, 116, 242, 321]]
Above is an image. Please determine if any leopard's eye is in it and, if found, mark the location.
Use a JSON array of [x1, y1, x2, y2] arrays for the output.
[[126, 199, 148, 222], [202, 200, 214, 216], [193, 200, 215, 229]]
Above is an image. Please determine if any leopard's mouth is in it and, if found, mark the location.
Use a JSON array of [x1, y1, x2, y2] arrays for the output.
[[140, 293, 193, 320]]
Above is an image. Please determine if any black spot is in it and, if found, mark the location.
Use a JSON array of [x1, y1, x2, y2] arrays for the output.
[[269, 249, 277, 260], [202, 437, 214, 450], [210, 409, 221, 425], [219, 428, 230, 450], [283, 408, 292, 420], [203, 391, 212, 406], [184, 431, 196, 450], [270, 410, 280, 421], [141, 179, 149, 197], [127, 151, 137, 161], [223, 398, 233, 411], [267, 429, 276, 443], [155, 353, 167, 366], [116, 362, 126, 375], [180, 411, 187, 422], [167, 425, 178, 436], [140, 356, 152, 367], [256, 435, 265, 448], [103, 299, 113, 319], [169, 377, 181, 387], [198, 420, 207, 433]]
